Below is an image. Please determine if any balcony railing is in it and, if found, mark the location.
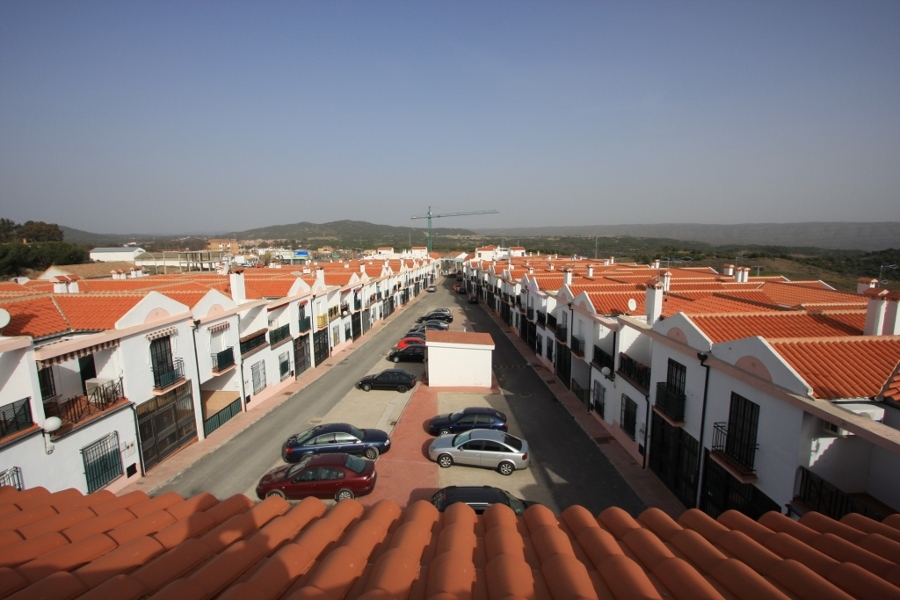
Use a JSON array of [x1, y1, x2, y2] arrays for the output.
[[153, 358, 185, 390], [547, 314, 557, 330], [527, 308, 534, 321], [43, 378, 126, 427], [269, 323, 291, 346], [655, 382, 686, 422], [316, 314, 328, 329], [203, 397, 242, 437], [570, 336, 584, 356], [571, 379, 587, 403], [298, 316, 311, 333], [354, 300, 362, 311], [328, 306, 340, 320], [712, 422, 757, 476], [240, 332, 268, 355], [0, 398, 33, 439], [536, 311, 546, 327], [555, 324, 568, 344], [592, 345, 614, 373], [211, 347, 235, 372], [515, 297, 522, 307], [618, 353, 651, 390], [796, 466, 885, 521]]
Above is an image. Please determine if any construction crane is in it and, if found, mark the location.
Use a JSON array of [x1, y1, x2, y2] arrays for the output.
[[411, 206, 499, 252]]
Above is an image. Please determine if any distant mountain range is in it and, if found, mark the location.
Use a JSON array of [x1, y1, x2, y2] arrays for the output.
[[473, 222, 900, 252], [60, 221, 899, 252]]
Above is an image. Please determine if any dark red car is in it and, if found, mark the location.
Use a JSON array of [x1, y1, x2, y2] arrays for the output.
[[256, 453, 376, 501]]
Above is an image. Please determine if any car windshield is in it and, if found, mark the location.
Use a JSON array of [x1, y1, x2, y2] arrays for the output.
[[293, 426, 320, 445], [452, 431, 472, 445], [431, 490, 447, 510], [286, 456, 313, 479], [503, 490, 527, 515], [503, 434, 523, 450], [344, 454, 367, 474], [347, 424, 364, 439], [449, 410, 464, 422]]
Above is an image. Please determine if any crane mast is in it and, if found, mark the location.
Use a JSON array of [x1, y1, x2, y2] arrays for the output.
[[411, 206, 499, 252]]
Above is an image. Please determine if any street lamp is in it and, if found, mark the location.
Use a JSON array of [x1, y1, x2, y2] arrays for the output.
[[879, 264, 898, 286]]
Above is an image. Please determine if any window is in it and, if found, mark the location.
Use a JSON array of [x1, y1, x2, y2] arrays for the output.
[[251, 361, 267, 394], [547, 339, 554, 362], [279, 351, 291, 381], [666, 359, 687, 394], [38, 367, 57, 400], [621, 395, 637, 440], [592, 382, 606, 419], [726, 392, 760, 468], [0, 466, 23, 491], [82, 432, 123, 493]]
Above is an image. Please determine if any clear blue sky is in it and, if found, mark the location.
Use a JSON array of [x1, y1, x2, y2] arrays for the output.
[[1, 1, 898, 235]]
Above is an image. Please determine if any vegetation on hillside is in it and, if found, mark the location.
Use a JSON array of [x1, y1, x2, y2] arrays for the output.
[[0, 219, 89, 277]]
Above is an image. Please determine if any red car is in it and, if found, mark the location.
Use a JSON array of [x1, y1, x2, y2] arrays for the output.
[[256, 453, 376, 501], [395, 336, 426, 350]]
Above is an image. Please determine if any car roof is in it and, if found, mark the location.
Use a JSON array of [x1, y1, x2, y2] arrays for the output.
[[467, 429, 509, 441], [382, 369, 414, 375], [304, 453, 352, 466], [460, 407, 504, 417], [439, 486, 506, 502], [314, 423, 355, 433]]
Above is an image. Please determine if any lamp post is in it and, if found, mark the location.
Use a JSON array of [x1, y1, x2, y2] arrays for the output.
[[879, 264, 898, 286]]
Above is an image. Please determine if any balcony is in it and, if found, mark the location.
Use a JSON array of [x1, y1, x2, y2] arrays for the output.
[[555, 324, 568, 344], [711, 422, 758, 481], [618, 353, 651, 391], [570, 336, 584, 357], [316, 314, 328, 329], [1, 398, 33, 439], [547, 314, 557, 331], [655, 382, 686, 423], [211, 347, 235, 372], [269, 323, 291, 346], [153, 358, 185, 390], [592, 345, 615, 374], [43, 378, 127, 428], [354, 300, 362, 311], [298, 316, 311, 333], [536, 311, 546, 327], [240, 331, 268, 356], [328, 306, 340, 320], [527, 308, 534, 321], [795, 466, 887, 521]]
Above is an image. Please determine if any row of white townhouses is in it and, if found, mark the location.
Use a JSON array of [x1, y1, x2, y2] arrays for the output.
[[0, 257, 438, 494], [456, 246, 900, 521]]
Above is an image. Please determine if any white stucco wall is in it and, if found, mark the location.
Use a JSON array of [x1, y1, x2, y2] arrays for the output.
[[427, 334, 494, 388]]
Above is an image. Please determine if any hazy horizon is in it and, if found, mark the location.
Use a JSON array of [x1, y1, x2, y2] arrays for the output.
[[2, 2, 898, 235]]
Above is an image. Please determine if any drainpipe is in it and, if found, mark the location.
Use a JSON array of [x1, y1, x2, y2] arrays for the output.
[[642, 393, 650, 469], [128, 402, 146, 478], [190, 319, 206, 439], [695, 352, 711, 509]]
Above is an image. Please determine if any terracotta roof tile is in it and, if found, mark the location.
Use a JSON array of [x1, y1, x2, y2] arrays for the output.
[[585, 292, 645, 315], [760, 281, 866, 309], [692, 312, 866, 343], [0, 296, 70, 338], [52, 295, 145, 332]]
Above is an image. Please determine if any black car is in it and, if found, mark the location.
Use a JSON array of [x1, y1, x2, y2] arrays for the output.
[[281, 423, 391, 462], [357, 369, 417, 393], [468, 295, 478, 304], [388, 345, 425, 363], [403, 330, 427, 341], [427, 407, 508, 436], [431, 486, 538, 515], [417, 311, 453, 323]]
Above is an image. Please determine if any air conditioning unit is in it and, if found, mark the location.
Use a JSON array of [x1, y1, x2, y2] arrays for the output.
[[822, 420, 851, 438], [85, 378, 114, 401]]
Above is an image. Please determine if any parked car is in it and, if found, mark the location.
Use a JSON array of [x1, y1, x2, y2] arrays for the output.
[[281, 422, 391, 462], [426, 285, 437, 292], [428, 429, 530, 475], [430, 486, 538, 515], [395, 336, 426, 349], [430, 308, 452, 316], [357, 369, 417, 393], [417, 311, 452, 323], [457, 286, 467, 294], [388, 345, 426, 363], [421, 320, 449, 330], [427, 407, 508, 436], [403, 330, 427, 341], [256, 453, 376, 501], [468, 295, 478, 304]]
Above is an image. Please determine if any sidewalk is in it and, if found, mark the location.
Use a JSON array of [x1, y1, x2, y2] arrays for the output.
[[480, 307, 686, 520]]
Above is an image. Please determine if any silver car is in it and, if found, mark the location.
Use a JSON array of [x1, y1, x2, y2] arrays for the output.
[[428, 429, 530, 475]]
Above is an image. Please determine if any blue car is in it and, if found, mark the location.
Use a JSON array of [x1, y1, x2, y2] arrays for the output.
[[282, 423, 391, 463], [427, 407, 508, 436]]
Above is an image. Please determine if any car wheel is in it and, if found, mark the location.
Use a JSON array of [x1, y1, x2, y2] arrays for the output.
[[266, 489, 286, 499], [437, 454, 453, 468], [438, 428, 451, 436], [498, 462, 515, 476], [393, 356, 400, 363], [362, 383, 371, 392], [397, 385, 408, 393], [336, 488, 355, 501], [365, 447, 379, 460]]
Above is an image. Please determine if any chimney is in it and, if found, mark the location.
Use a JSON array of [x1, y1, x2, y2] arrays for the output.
[[742, 267, 750, 283], [67, 280, 79, 293], [651, 259, 660, 269], [549, 263, 555, 271], [344, 263, 349, 269], [864, 289, 887, 335], [53, 280, 68, 293], [603, 258, 610, 266], [564, 269, 573, 286], [587, 265, 594, 278], [609, 256, 615, 264], [646, 282, 664, 325], [360, 264, 367, 276], [663, 270, 672, 292], [316, 267, 326, 288], [528, 267, 534, 274], [857, 277, 878, 294], [723, 264, 734, 277], [229, 269, 247, 304], [884, 292, 900, 335], [734, 268, 741, 283]]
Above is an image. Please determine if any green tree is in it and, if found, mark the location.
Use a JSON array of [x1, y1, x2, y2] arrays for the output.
[[0, 218, 17, 243], [18, 220, 64, 242]]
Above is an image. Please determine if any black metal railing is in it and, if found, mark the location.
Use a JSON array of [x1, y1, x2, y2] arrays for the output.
[[796, 466, 885, 521], [0, 398, 33, 438], [547, 314, 557, 330], [212, 347, 235, 372], [203, 398, 242, 437], [527, 308, 534, 321], [555, 324, 568, 343], [354, 300, 362, 311], [712, 422, 757, 475], [655, 382, 686, 422], [618, 353, 651, 390], [571, 379, 587, 403], [570, 336, 584, 356], [269, 323, 291, 346], [298, 316, 311, 333], [240, 332, 267, 355], [153, 358, 185, 390], [537, 311, 546, 327], [44, 378, 125, 426], [592, 345, 615, 373]]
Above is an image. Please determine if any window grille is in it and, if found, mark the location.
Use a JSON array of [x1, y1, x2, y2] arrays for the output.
[[251, 362, 267, 394], [82, 432, 122, 493]]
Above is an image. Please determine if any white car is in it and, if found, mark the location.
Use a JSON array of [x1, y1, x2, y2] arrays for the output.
[[428, 430, 530, 475]]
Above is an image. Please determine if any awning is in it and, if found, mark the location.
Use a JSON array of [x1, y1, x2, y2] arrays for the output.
[[37, 339, 119, 369], [146, 326, 178, 341], [209, 322, 230, 333]]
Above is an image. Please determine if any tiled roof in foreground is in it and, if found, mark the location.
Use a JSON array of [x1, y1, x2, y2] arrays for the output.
[[3, 486, 900, 599]]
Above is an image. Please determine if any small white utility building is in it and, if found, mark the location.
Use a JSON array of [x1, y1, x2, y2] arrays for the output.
[[426, 330, 495, 388], [89, 247, 146, 263]]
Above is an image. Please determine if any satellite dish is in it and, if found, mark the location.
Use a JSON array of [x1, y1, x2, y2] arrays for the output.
[[0, 308, 9, 329], [627, 298, 637, 312], [43, 416, 62, 433]]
